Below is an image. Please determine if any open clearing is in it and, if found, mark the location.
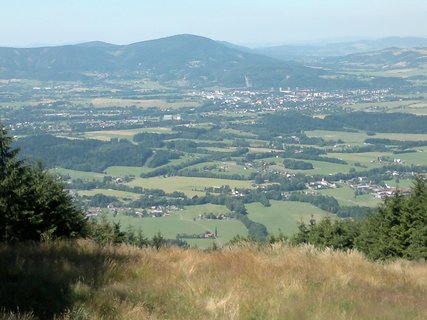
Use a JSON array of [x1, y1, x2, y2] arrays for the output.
[[347, 99, 427, 115], [84, 127, 173, 141], [318, 185, 381, 208], [77, 189, 141, 201], [247, 200, 334, 236], [106, 204, 247, 248], [308, 130, 427, 145], [282, 158, 355, 176], [306, 130, 369, 145], [52, 168, 105, 181], [125, 176, 253, 197]]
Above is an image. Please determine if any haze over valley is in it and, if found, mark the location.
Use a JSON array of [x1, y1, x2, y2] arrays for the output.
[[1, 1, 426, 319]]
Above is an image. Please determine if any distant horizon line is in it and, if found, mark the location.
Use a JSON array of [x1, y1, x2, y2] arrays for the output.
[[2, 33, 427, 49]]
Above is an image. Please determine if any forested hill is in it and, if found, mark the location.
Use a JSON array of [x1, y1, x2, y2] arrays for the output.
[[245, 112, 427, 136], [0, 34, 320, 87], [254, 36, 427, 61], [321, 47, 427, 71], [0, 34, 402, 89]]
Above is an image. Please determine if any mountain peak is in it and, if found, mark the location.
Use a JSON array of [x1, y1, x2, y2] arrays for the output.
[[76, 41, 116, 48], [0, 34, 327, 88]]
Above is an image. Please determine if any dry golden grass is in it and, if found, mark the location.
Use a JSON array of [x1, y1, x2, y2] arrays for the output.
[[1, 240, 426, 319]]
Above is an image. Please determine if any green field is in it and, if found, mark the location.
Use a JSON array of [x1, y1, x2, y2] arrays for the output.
[[317, 185, 381, 207], [106, 204, 247, 248], [282, 158, 355, 175], [384, 178, 417, 189], [247, 201, 334, 236], [394, 149, 427, 166], [266, 156, 357, 176], [306, 130, 368, 145], [104, 155, 195, 177], [308, 129, 427, 145], [84, 127, 174, 141], [347, 99, 427, 115], [52, 168, 105, 181], [372, 133, 427, 141], [125, 176, 253, 197], [326, 152, 385, 169], [182, 160, 257, 177], [105, 166, 148, 177], [77, 189, 140, 201]]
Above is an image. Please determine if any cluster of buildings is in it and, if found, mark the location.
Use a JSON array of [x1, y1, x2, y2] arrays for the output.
[[85, 205, 180, 219], [348, 177, 411, 199], [194, 88, 392, 114], [307, 178, 337, 190]]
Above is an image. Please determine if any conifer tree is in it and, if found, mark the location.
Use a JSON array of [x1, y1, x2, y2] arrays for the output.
[[0, 124, 85, 241], [293, 176, 426, 260]]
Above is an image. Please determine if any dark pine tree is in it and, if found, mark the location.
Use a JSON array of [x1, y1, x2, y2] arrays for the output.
[[0, 124, 86, 241]]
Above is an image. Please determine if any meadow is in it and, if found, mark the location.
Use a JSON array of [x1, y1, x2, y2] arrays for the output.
[[393, 148, 427, 166], [105, 204, 247, 248], [282, 158, 355, 175], [307, 129, 427, 145], [318, 185, 381, 207], [84, 127, 174, 141], [1, 240, 425, 319], [306, 130, 370, 145], [125, 176, 253, 197], [77, 189, 141, 201], [247, 201, 333, 236], [52, 168, 105, 181], [347, 98, 427, 115], [103, 200, 338, 248]]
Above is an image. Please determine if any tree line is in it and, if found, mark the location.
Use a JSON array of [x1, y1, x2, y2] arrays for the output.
[[292, 177, 427, 260]]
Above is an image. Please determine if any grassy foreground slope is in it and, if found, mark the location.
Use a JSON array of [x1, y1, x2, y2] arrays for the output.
[[1, 241, 426, 319]]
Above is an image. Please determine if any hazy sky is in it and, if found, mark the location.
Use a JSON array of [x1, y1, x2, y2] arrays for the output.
[[1, 0, 426, 47]]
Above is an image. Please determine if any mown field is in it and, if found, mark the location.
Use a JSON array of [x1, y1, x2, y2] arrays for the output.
[[84, 127, 174, 141], [247, 201, 334, 236], [125, 176, 253, 197], [318, 185, 381, 207]]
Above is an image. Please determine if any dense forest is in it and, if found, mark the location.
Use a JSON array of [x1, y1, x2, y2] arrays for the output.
[[16, 135, 153, 172], [240, 112, 427, 139]]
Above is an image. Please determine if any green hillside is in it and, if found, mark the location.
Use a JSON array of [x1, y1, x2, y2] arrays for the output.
[[0, 34, 328, 88]]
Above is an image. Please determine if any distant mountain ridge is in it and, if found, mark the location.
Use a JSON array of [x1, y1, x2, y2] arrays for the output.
[[0, 34, 329, 88], [254, 37, 427, 62], [320, 47, 427, 71], [0, 34, 415, 88]]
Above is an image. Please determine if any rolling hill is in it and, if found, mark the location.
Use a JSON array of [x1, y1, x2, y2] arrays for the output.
[[0, 34, 406, 89], [254, 37, 427, 62], [320, 47, 427, 71], [0, 34, 331, 88]]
